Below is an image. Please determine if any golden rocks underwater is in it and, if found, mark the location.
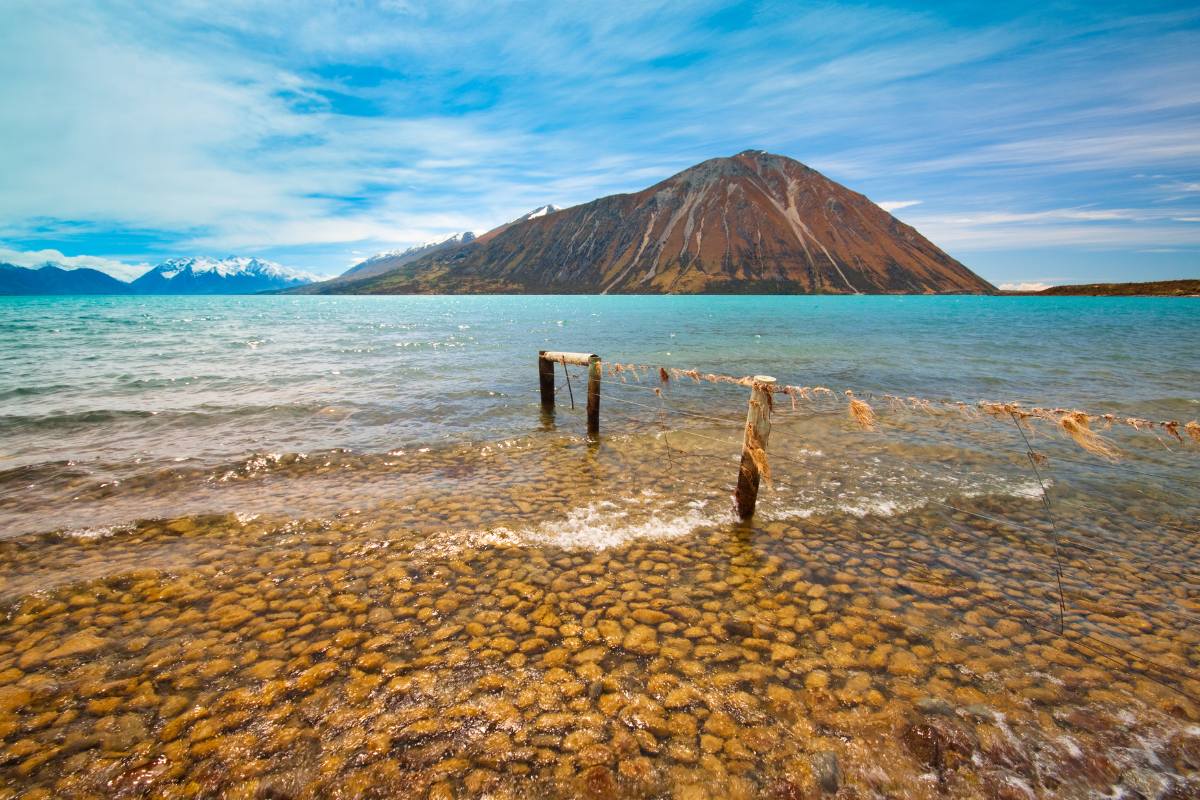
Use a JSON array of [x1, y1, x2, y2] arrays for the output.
[[1, 413, 1198, 799]]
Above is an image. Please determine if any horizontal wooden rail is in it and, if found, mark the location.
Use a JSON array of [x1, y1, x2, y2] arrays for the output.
[[541, 351, 597, 366]]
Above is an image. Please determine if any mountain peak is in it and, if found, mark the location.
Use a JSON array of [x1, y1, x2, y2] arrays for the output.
[[519, 205, 561, 221], [326, 151, 992, 295]]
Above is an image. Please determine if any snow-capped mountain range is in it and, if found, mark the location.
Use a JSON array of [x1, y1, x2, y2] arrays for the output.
[[0, 256, 320, 295], [3, 206, 569, 295], [132, 257, 319, 294]]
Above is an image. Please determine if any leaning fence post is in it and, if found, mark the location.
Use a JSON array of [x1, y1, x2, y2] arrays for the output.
[[586, 355, 601, 440], [538, 350, 555, 411], [735, 375, 776, 519]]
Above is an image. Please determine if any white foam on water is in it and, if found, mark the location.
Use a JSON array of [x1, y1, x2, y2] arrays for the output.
[[407, 464, 1058, 559], [518, 498, 721, 550], [414, 494, 726, 556], [61, 523, 134, 540], [838, 497, 906, 518], [1057, 734, 1083, 759]]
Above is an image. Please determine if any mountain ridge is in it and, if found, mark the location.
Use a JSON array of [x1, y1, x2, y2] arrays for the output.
[[308, 151, 993, 295], [0, 257, 317, 295], [334, 233, 478, 283], [0, 263, 131, 295], [131, 257, 317, 294]]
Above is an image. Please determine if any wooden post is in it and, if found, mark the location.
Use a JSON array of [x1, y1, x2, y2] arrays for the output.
[[538, 351, 601, 438], [538, 350, 555, 411], [586, 355, 601, 440], [734, 375, 776, 519]]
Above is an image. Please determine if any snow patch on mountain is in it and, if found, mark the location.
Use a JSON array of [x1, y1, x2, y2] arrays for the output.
[[521, 205, 560, 220], [359, 232, 476, 266]]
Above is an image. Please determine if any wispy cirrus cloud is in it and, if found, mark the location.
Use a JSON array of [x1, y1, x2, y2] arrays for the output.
[[0, 1, 1198, 282]]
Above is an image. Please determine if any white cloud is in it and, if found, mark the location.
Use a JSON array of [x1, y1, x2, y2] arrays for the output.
[[0, 245, 149, 280], [906, 205, 1200, 250], [998, 281, 1053, 292], [878, 200, 922, 212]]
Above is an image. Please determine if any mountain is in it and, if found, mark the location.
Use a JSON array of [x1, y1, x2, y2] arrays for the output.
[[336, 232, 477, 283], [130, 257, 318, 294], [0, 263, 131, 295], [1, 257, 319, 295], [322, 151, 992, 295]]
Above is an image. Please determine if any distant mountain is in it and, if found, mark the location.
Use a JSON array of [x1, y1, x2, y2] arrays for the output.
[[130, 257, 318, 294], [1, 257, 320, 296], [0, 263, 131, 295], [1019, 279, 1200, 297], [315, 152, 991, 295], [336, 232, 477, 283], [294, 208, 566, 294]]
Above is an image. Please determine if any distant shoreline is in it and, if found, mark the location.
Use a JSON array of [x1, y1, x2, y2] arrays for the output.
[[1000, 279, 1199, 297]]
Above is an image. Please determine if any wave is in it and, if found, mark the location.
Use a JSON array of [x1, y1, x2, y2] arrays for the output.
[[406, 474, 1052, 557], [412, 494, 725, 557], [0, 383, 81, 400], [0, 402, 337, 435]]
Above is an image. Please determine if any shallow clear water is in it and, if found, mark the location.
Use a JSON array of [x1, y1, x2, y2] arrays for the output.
[[1, 295, 1197, 536], [0, 295, 1198, 798]]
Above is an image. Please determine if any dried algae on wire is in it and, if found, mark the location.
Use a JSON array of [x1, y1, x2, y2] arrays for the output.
[[845, 391, 876, 431], [1057, 412, 1119, 461], [586, 358, 1197, 458]]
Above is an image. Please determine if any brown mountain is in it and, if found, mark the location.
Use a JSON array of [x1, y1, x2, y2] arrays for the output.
[[317, 151, 994, 294]]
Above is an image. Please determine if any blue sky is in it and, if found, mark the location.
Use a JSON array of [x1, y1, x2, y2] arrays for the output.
[[1, 1, 1197, 287]]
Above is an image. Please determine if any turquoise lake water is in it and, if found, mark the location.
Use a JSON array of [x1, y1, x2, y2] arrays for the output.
[[2, 295, 1200, 798], [0, 294, 1197, 537]]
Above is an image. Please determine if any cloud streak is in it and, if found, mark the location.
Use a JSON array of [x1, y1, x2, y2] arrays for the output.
[[1, 1, 1198, 282], [878, 200, 922, 213]]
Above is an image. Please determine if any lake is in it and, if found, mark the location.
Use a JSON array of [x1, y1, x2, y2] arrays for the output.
[[1, 294, 1198, 798]]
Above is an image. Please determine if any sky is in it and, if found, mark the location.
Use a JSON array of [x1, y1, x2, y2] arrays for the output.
[[0, 1, 1198, 288]]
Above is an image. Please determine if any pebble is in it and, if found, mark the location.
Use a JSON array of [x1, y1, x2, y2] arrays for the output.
[[47, 631, 107, 661], [810, 751, 841, 794], [622, 625, 658, 656]]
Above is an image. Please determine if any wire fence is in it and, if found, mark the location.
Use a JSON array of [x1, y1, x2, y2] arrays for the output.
[[546, 356, 1200, 702]]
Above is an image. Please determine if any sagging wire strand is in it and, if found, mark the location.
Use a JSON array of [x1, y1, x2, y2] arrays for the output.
[[582, 376, 1200, 699], [593, 389, 1194, 576], [596, 359, 1200, 459], [640, 378, 1200, 543]]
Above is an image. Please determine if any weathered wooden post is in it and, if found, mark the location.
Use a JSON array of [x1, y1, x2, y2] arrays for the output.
[[538, 351, 601, 439], [734, 375, 775, 519], [538, 350, 555, 412], [586, 355, 601, 441]]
